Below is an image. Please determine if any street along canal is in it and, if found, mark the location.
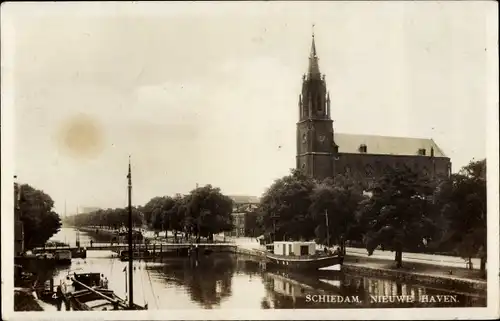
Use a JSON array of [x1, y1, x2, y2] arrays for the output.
[[20, 228, 486, 310]]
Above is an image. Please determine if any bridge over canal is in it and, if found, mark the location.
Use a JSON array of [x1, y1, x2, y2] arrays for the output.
[[33, 242, 236, 254]]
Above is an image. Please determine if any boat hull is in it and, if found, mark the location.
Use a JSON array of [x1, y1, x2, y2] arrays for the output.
[[67, 288, 146, 311], [265, 253, 344, 271]]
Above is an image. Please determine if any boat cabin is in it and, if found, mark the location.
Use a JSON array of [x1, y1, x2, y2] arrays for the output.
[[273, 241, 316, 257], [73, 272, 102, 290]]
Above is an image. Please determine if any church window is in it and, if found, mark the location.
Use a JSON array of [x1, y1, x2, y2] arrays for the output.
[[302, 133, 307, 143], [318, 135, 325, 143]]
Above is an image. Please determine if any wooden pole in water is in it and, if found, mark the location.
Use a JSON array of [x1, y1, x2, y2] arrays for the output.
[[127, 156, 134, 308], [325, 209, 330, 248]]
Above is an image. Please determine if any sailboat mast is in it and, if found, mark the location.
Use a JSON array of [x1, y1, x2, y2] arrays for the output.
[[127, 156, 134, 308]]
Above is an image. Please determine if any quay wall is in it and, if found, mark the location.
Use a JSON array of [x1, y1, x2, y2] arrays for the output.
[[342, 264, 487, 294], [231, 246, 487, 294]]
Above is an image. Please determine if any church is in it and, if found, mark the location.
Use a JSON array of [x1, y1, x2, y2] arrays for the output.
[[296, 33, 452, 183]]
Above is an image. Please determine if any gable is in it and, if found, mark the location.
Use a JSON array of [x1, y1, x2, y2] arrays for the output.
[[334, 133, 447, 157]]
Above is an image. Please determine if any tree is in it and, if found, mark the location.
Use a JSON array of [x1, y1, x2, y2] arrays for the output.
[[165, 195, 187, 241], [309, 175, 367, 249], [244, 211, 264, 237], [184, 185, 234, 242], [142, 196, 167, 230], [356, 166, 436, 268], [435, 159, 487, 271], [17, 184, 62, 250], [259, 169, 316, 242]]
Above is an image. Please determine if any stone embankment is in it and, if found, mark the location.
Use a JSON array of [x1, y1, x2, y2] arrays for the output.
[[227, 237, 487, 294], [343, 257, 486, 294]]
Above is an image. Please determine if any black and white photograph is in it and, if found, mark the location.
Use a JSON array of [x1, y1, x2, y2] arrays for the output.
[[1, 1, 498, 320]]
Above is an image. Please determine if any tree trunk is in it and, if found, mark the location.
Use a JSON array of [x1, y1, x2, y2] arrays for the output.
[[468, 257, 473, 270], [480, 257, 486, 271], [394, 244, 403, 268]]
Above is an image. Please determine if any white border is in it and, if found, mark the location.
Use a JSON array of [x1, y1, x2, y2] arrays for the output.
[[1, 2, 499, 320]]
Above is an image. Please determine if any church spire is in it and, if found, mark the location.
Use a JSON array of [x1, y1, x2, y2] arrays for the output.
[[308, 25, 321, 78]]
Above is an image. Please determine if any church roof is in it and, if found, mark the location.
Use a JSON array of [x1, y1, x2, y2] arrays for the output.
[[334, 133, 447, 157]]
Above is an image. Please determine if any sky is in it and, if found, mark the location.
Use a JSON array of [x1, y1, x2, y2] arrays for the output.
[[2, 1, 497, 215]]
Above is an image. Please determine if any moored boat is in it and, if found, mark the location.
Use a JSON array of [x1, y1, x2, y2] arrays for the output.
[[264, 241, 343, 271], [61, 272, 147, 311], [54, 250, 72, 264]]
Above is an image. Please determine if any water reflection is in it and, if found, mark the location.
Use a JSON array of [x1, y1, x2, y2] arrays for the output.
[[31, 228, 486, 310], [260, 270, 486, 309]]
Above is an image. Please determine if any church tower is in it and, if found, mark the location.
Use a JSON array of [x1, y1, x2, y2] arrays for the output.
[[296, 31, 338, 180]]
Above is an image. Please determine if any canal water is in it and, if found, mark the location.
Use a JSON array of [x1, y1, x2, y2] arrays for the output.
[[34, 228, 486, 309]]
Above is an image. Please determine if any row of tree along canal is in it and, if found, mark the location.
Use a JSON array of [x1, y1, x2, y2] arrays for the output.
[[64, 159, 487, 273]]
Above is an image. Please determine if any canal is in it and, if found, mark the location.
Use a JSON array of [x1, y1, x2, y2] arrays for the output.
[[30, 228, 486, 309]]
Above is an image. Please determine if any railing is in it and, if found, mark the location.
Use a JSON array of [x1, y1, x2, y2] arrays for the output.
[[34, 242, 235, 252]]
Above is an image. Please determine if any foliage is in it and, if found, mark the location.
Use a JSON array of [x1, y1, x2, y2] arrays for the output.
[[356, 166, 436, 267], [17, 184, 62, 250], [69, 185, 234, 242], [309, 175, 367, 246], [244, 211, 264, 237], [71, 206, 145, 230], [183, 185, 234, 241], [259, 169, 316, 242], [434, 159, 487, 269]]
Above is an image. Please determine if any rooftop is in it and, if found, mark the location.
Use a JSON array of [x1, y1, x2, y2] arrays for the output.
[[334, 133, 447, 157], [228, 195, 260, 204]]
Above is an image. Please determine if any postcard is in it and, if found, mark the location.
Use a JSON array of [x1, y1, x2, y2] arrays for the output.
[[1, 1, 498, 320]]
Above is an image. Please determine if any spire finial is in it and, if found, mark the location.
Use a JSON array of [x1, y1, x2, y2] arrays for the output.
[[307, 25, 320, 77], [310, 24, 317, 58]]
